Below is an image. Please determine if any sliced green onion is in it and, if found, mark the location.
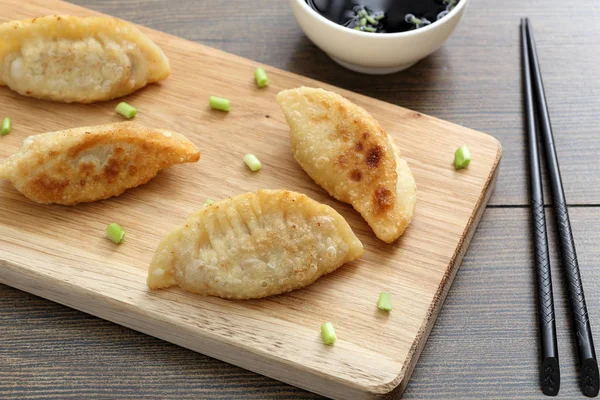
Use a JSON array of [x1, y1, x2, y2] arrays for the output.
[[359, 17, 367, 26], [454, 145, 472, 169], [320, 322, 336, 345], [408, 15, 422, 25], [377, 292, 393, 311], [209, 96, 230, 112], [363, 26, 377, 32], [1, 117, 11, 136], [405, 13, 430, 27], [204, 199, 215, 206], [353, 26, 362, 30], [365, 14, 377, 25], [356, 9, 367, 18], [373, 12, 385, 21], [254, 67, 269, 88], [105, 223, 125, 244], [243, 153, 262, 172], [115, 102, 136, 119]]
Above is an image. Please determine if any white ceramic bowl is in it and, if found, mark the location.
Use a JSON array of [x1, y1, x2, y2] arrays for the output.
[[290, 0, 469, 74]]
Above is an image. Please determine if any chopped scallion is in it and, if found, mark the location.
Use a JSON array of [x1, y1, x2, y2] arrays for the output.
[[1, 117, 11, 136], [373, 12, 385, 21], [405, 14, 421, 25], [204, 199, 215, 206], [378, 292, 393, 311], [105, 223, 125, 244], [359, 17, 367, 26], [115, 102, 137, 119], [243, 153, 262, 172], [454, 145, 472, 169], [254, 68, 269, 88], [365, 14, 377, 25], [320, 322, 336, 345], [209, 96, 231, 112], [363, 26, 377, 32], [405, 14, 431, 28]]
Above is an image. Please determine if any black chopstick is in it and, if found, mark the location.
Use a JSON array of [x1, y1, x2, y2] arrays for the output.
[[520, 18, 560, 397], [524, 18, 600, 397]]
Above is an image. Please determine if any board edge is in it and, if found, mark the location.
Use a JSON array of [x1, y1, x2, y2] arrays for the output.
[[368, 137, 503, 399]]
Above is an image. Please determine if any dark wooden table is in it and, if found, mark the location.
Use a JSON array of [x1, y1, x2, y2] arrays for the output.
[[2, 0, 600, 398]]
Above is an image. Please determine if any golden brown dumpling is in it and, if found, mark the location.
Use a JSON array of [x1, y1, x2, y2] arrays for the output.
[[148, 190, 364, 299], [0, 15, 170, 103], [277, 87, 416, 243], [0, 122, 199, 205]]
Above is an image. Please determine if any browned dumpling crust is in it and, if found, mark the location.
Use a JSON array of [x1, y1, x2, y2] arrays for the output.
[[0, 122, 200, 205], [277, 87, 416, 243], [0, 15, 170, 103], [148, 190, 364, 299]]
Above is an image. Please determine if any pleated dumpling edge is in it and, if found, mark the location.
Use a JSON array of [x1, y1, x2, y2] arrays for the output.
[[0, 15, 170, 103], [276, 87, 417, 243], [147, 189, 364, 299], [0, 122, 199, 204]]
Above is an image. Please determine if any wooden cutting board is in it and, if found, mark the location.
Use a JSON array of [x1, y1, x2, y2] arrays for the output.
[[0, 1, 501, 398]]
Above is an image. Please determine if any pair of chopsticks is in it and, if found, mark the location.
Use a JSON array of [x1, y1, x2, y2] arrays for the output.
[[521, 19, 599, 397]]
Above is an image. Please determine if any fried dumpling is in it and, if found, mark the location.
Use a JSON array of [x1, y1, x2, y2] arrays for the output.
[[0, 15, 170, 103], [0, 122, 199, 205], [277, 87, 416, 243], [148, 189, 363, 299]]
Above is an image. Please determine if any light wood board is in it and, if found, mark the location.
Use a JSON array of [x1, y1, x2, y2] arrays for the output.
[[0, 1, 501, 398]]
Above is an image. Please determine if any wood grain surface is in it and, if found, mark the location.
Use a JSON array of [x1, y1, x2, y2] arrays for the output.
[[0, 0, 599, 399]]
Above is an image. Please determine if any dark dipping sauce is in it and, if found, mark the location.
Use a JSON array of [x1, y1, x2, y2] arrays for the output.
[[306, 0, 460, 33]]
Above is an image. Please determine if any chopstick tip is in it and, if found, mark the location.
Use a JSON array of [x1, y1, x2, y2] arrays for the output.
[[580, 358, 600, 397], [541, 357, 560, 396]]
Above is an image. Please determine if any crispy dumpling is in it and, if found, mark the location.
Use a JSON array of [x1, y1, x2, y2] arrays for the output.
[[0, 122, 199, 205], [277, 87, 416, 243], [0, 15, 170, 103], [148, 189, 363, 299]]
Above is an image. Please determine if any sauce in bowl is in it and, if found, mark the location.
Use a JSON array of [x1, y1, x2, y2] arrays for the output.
[[305, 0, 460, 33]]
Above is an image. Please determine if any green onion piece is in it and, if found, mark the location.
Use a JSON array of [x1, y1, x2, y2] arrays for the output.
[[254, 67, 269, 88], [353, 26, 362, 30], [209, 96, 231, 112], [1, 117, 11, 136], [204, 199, 215, 206], [408, 15, 422, 25], [105, 223, 125, 244], [365, 14, 377, 25], [377, 292, 393, 311], [363, 26, 377, 32], [320, 322, 336, 345], [359, 17, 367, 26], [243, 153, 262, 172], [373, 12, 385, 21], [115, 102, 137, 119], [357, 9, 367, 18], [454, 145, 472, 169]]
